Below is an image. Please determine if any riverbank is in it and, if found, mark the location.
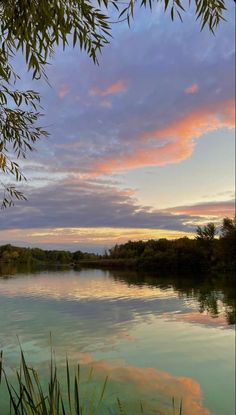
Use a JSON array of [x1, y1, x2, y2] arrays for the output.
[[77, 257, 235, 273]]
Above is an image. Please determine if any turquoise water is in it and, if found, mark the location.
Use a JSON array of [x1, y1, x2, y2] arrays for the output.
[[0, 267, 235, 414]]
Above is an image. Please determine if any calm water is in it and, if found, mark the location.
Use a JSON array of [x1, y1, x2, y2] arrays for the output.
[[0, 266, 235, 415]]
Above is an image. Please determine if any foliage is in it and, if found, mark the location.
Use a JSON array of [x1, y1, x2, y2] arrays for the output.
[[196, 222, 217, 241], [0, 0, 232, 206], [102, 217, 236, 271], [0, 87, 48, 208], [0, 244, 99, 264], [218, 216, 236, 265], [221, 216, 236, 238]]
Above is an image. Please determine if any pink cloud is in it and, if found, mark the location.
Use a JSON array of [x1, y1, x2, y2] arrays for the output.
[[103, 80, 126, 95], [185, 84, 199, 94], [93, 99, 235, 175], [89, 80, 126, 97], [57, 84, 70, 98], [78, 353, 210, 415], [166, 200, 235, 218]]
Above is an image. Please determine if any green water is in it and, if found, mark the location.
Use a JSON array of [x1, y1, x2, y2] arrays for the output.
[[0, 266, 235, 415]]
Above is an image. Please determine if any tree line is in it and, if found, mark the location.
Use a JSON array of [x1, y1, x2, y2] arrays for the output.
[[0, 217, 235, 271], [105, 217, 235, 271], [0, 245, 98, 265]]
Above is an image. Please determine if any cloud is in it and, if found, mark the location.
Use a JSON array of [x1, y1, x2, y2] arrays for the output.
[[185, 84, 199, 94], [57, 84, 70, 98], [2, 4, 234, 243], [0, 180, 197, 231], [78, 354, 211, 415], [1, 179, 233, 251], [89, 80, 127, 97], [0, 227, 193, 251], [25, 7, 234, 181], [166, 199, 235, 218], [93, 99, 235, 175]]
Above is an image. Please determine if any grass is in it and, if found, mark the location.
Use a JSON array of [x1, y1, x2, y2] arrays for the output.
[[0, 347, 183, 415]]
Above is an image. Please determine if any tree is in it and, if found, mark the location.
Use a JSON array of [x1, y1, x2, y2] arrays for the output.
[[0, 0, 231, 206], [221, 216, 236, 238], [196, 222, 217, 241], [219, 216, 236, 265]]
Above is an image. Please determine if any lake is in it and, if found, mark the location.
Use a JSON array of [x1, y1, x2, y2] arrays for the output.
[[0, 266, 235, 415]]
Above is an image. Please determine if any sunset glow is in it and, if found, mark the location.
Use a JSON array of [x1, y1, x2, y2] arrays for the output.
[[0, 5, 234, 251]]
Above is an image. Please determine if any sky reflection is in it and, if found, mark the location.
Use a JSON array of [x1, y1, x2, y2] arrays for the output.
[[0, 268, 235, 415]]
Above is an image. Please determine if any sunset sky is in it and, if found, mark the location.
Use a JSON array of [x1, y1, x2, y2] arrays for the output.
[[0, 4, 235, 252]]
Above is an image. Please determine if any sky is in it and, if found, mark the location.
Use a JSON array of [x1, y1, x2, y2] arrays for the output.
[[0, 4, 235, 252]]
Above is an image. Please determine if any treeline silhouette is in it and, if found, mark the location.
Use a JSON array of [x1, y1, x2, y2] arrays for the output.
[[101, 217, 235, 271], [0, 217, 235, 271], [0, 245, 98, 265]]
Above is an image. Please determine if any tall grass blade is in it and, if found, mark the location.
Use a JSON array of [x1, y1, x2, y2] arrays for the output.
[[97, 375, 108, 409], [74, 375, 80, 415], [0, 350, 3, 385], [61, 396, 66, 415], [117, 398, 125, 415], [66, 357, 72, 414], [87, 367, 93, 382], [3, 372, 20, 414], [172, 396, 175, 415], [31, 369, 48, 413]]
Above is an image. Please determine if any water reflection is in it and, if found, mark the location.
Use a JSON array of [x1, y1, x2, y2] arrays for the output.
[[0, 265, 235, 415], [110, 269, 235, 325], [0, 265, 235, 324], [78, 353, 211, 415]]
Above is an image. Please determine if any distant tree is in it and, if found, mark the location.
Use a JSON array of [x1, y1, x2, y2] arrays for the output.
[[196, 222, 217, 241], [219, 216, 236, 266], [0, 0, 232, 206], [221, 216, 236, 238]]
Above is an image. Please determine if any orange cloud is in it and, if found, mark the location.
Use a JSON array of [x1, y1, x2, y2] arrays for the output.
[[89, 80, 126, 97], [58, 84, 70, 98], [104, 80, 126, 95], [94, 99, 235, 175], [78, 354, 211, 415], [166, 200, 235, 218], [0, 227, 193, 248], [185, 84, 199, 94]]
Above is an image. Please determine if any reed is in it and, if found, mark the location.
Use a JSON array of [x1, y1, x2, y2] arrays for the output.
[[0, 348, 183, 415]]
